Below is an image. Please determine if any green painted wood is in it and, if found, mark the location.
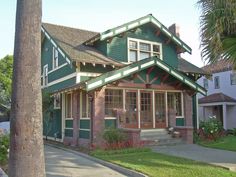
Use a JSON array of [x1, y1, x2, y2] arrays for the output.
[[80, 119, 90, 129], [43, 109, 62, 139], [192, 94, 197, 129], [85, 57, 207, 95], [80, 63, 113, 73], [105, 119, 116, 128], [176, 118, 185, 126], [79, 130, 90, 139], [65, 120, 73, 128], [86, 14, 191, 54], [65, 129, 73, 137]]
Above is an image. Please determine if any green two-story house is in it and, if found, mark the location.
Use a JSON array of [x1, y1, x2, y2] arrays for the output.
[[41, 14, 207, 147]]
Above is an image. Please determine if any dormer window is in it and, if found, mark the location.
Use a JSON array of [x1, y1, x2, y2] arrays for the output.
[[52, 46, 58, 69], [128, 38, 162, 62]]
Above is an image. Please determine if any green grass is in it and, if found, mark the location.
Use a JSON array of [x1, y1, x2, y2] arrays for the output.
[[91, 148, 236, 177], [199, 135, 236, 152]]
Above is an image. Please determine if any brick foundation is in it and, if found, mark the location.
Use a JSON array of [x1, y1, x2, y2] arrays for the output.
[[63, 137, 73, 146], [175, 126, 193, 144], [121, 128, 141, 146]]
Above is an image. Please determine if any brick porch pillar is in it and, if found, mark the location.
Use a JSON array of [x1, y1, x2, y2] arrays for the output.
[[92, 88, 105, 146], [72, 91, 80, 146], [183, 92, 193, 127]]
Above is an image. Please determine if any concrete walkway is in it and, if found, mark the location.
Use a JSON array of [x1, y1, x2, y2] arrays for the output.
[[152, 144, 236, 171], [45, 145, 126, 177]]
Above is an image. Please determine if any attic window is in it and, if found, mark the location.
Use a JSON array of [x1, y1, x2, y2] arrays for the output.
[[128, 38, 162, 62]]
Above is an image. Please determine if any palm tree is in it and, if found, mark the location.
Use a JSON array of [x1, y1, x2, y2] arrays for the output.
[[198, 0, 236, 67], [8, 0, 45, 176]]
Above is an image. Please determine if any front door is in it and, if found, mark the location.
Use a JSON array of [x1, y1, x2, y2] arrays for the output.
[[155, 92, 166, 128], [140, 91, 153, 128], [124, 90, 138, 128]]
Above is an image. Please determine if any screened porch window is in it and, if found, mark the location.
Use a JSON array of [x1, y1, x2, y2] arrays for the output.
[[128, 38, 162, 62], [105, 89, 123, 117], [81, 91, 91, 118], [167, 92, 183, 117], [65, 93, 72, 118]]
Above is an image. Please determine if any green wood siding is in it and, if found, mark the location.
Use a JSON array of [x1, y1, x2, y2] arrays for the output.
[[80, 63, 113, 73], [79, 130, 90, 139], [105, 24, 178, 68], [65, 129, 73, 137], [43, 109, 62, 139], [80, 119, 90, 129], [176, 118, 185, 126], [65, 120, 73, 128], [105, 119, 117, 128]]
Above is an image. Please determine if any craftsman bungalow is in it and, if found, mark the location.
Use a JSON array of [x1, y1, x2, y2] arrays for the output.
[[41, 14, 207, 147]]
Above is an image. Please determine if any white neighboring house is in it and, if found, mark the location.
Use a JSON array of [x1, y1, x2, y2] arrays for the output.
[[197, 60, 236, 130]]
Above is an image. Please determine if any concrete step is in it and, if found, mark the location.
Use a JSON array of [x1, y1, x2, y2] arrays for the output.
[[144, 138, 184, 146], [141, 134, 173, 141], [140, 129, 169, 136]]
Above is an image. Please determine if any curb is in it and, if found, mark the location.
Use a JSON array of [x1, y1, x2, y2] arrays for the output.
[[45, 143, 147, 177], [0, 168, 8, 177]]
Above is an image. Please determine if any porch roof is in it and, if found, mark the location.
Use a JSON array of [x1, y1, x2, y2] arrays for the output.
[[54, 57, 207, 95], [199, 93, 236, 104]]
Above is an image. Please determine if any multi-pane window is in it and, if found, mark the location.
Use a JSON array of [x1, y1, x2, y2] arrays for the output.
[[155, 93, 165, 121], [81, 91, 91, 118], [65, 93, 72, 118], [167, 92, 182, 117], [214, 76, 220, 89], [43, 65, 48, 86], [203, 78, 208, 89], [105, 89, 123, 117], [230, 73, 236, 85], [54, 93, 61, 109], [128, 38, 162, 62], [52, 47, 58, 70]]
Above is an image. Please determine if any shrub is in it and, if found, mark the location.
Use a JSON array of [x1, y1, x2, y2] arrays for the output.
[[103, 128, 127, 149], [199, 117, 224, 141], [0, 134, 10, 165]]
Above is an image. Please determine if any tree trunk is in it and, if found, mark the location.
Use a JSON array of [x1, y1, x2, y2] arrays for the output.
[[9, 0, 45, 176]]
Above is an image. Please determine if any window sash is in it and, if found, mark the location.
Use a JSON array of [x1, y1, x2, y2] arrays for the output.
[[105, 89, 123, 117], [52, 47, 58, 69], [128, 38, 162, 62], [167, 92, 183, 117], [214, 76, 220, 89], [54, 94, 61, 109], [231, 73, 236, 85], [65, 93, 72, 118]]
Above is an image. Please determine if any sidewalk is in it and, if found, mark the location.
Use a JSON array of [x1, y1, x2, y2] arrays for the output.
[[152, 144, 236, 171], [45, 145, 125, 177]]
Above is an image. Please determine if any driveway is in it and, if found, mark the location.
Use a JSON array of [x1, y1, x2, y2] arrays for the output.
[[152, 144, 236, 171], [45, 145, 126, 177]]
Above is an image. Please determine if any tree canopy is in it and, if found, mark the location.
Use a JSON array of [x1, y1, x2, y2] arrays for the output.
[[0, 55, 13, 106], [198, 0, 236, 67]]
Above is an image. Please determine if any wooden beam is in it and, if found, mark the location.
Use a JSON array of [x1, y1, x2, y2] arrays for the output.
[[137, 74, 146, 83], [147, 66, 154, 75], [150, 75, 159, 84], [161, 73, 169, 84], [155, 29, 161, 36]]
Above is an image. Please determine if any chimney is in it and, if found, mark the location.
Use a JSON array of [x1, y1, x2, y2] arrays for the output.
[[168, 23, 180, 37]]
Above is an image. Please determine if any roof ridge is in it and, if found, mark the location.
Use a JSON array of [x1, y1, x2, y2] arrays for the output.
[[42, 22, 99, 34]]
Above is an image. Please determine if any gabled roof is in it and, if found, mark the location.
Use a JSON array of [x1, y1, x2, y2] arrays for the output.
[[178, 58, 208, 75], [85, 57, 206, 94], [55, 57, 206, 95], [85, 14, 192, 54], [42, 23, 123, 67], [199, 93, 236, 104], [202, 59, 233, 74]]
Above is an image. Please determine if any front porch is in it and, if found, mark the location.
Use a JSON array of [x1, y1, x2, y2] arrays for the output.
[[56, 57, 206, 147]]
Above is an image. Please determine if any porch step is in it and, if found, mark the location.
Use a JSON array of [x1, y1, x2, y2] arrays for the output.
[[140, 129, 184, 146]]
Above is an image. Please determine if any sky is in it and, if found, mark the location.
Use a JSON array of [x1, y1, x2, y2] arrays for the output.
[[0, 0, 205, 67]]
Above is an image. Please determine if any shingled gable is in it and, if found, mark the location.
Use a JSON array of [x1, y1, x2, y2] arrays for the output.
[[84, 14, 192, 54], [41, 23, 123, 67]]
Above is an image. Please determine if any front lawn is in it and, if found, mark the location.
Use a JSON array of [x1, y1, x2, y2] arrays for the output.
[[91, 148, 236, 177], [198, 135, 236, 152]]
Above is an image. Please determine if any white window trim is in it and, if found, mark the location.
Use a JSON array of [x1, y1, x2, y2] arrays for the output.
[[54, 93, 61, 109], [167, 91, 184, 118], [43, 64, 48, 87], [80, 91, 91, 119], [127, 37, 163, 63], [65, 93, 73, 119], [52, 46, 59, 70]]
